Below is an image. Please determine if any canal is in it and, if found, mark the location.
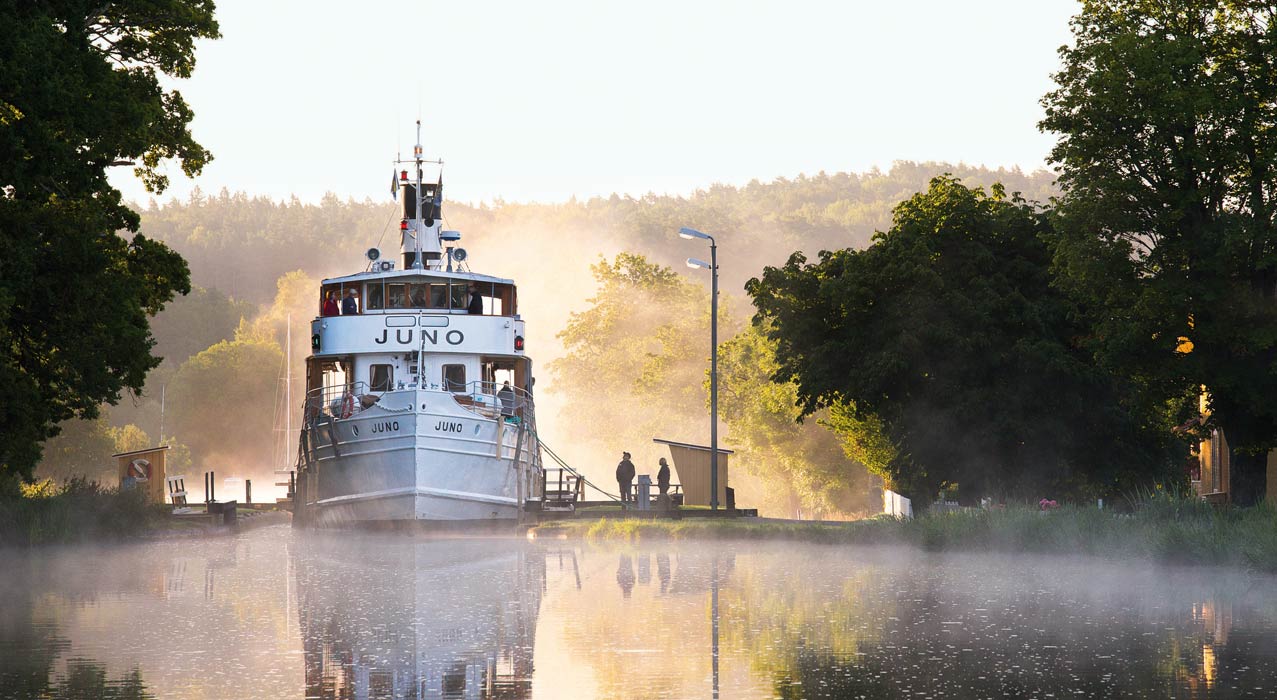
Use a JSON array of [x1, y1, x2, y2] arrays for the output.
[[2, 525, 1276, 698]]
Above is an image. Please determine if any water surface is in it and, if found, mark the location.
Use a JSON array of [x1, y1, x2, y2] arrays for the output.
[[3, 525, 1276, 698]]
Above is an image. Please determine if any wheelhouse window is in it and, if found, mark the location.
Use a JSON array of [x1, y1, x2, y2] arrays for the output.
[[370, 364, 393, 392], [387, 283, 407, 309], [410, 283, 430, 308], [442, 364, 466, 392], [366, 281, 384, 310]]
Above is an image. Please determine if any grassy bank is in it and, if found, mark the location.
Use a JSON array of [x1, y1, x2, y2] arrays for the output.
[[0, 477, 170, 547], [531, 497, 1277, 573]]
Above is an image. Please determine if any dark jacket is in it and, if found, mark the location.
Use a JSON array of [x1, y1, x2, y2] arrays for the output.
[[657, 463, 670, 490], [616, 459, 636, 483], [497, 385, 515, 414], [467, 292, 483, 314], [342, 296, 358, 315]]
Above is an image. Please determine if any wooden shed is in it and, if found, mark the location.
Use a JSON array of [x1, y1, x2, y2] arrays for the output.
[[114, 445, 170, 505], [652, 438, 733, 507]]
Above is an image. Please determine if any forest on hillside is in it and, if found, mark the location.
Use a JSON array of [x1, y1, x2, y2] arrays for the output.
[[37, 162, 1057, 517]]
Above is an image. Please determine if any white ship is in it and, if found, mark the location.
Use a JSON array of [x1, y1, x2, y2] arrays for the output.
[[294, 125, 544, 525]]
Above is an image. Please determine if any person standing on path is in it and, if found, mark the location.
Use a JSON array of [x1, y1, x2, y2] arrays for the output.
[[616, 451, 636, 504]]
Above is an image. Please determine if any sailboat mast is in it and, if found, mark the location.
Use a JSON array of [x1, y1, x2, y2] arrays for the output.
[[286, 312, 291, 449]]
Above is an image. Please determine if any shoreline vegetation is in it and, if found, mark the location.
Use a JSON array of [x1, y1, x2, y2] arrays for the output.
[[0, 477, 170, 547], [530, 496, 1277, 574]]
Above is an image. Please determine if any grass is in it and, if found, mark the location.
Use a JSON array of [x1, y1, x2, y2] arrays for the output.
[[530, 494, 1277, 573], [0, 477, 171, 547]]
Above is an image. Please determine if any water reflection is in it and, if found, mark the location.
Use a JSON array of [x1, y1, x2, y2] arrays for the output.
[[4, 528, 1277, 699], [295, 534, 543, 699]]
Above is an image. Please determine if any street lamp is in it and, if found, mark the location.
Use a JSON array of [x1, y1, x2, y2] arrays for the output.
[[679, 226, 720, 511]]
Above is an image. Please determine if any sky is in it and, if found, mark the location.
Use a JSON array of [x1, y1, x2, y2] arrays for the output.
[[111, 0, 1079, 207]]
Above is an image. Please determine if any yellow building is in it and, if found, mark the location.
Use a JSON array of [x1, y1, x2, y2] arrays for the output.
[[652, 438, 733, 508], [1194, 393, 1277, 504], [114, 445, 170, 504]]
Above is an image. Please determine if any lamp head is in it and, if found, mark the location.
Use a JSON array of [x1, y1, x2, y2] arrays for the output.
[[679, 226, 711, 241], [686, 257, 711, 270]]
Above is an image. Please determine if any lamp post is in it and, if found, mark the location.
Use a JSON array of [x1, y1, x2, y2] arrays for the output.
[[680, 226, 719, 511]]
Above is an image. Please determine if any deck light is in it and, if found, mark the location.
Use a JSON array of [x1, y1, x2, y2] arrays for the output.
[[400, 169, 408, 181], [400, 219, 409, 230], [514, 335, 525, 351]]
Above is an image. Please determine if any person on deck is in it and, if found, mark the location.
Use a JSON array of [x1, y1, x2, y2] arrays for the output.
[[616, 451, 636, 504], [497, 380, 516, 419], [342, 288, 359, 315], [467, 285, 484, 314], [322, 291, 339, 317]]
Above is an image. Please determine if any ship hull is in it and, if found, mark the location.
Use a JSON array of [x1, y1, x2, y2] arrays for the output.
[[300, 388, 537, 525]]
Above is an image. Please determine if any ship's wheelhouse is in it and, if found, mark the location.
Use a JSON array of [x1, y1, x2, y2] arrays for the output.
[[318, 274, 517, 317]]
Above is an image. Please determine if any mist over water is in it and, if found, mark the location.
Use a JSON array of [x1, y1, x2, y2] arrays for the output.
[[4, 525, 1277, 699]]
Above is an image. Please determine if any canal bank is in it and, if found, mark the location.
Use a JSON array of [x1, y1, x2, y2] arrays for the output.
[[531, 500, 1277, 573]]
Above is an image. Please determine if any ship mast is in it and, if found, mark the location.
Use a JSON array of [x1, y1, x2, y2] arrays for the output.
[[413, 120, 424, 270]]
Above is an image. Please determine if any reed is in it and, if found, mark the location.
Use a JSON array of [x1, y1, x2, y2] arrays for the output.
[[0, 477, 168, 546]]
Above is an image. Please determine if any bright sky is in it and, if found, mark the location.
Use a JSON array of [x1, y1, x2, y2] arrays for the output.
[[111, 0, 1078, 206]]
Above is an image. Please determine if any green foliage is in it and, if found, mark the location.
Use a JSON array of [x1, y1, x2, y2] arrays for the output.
[[33, 417, 117, 484], [150, 285, 255, 368], [0, 2, 219, 481], [537, 499, 1277, 573], [135, 164, 1057, 306], [107, 424, 151, 454], [748, 177, 1180, 504], [1041, 0, 1277, 503], [167, 337, 283, 467], [551, 253, 713, 455], [718, 324, 877, 517], [0, 477, 167, 546]]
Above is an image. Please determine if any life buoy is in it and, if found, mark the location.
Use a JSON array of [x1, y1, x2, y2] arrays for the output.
[[341, 393, 355, 419]]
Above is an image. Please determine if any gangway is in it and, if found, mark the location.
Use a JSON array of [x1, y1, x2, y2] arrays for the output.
[[530, 438, 621, 515]]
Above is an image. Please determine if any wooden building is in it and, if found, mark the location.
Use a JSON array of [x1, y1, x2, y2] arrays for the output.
[[114, 445, 171, 504], [652, 438, 733, 508]]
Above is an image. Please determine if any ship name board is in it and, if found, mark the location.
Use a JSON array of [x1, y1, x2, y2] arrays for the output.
[[373, 329, 466, 346], [434, 421, 464, 433], [371, 420, 400, 434]]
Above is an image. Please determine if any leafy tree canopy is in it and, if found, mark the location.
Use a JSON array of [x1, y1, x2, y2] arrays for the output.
[[718, 323, 878, 517], [0, 1, 218, 480], [550, 253, 716, 462], [1041, 0, 1277, 504], [748, 177, 1180, 504], [167, 336, 281, 466]]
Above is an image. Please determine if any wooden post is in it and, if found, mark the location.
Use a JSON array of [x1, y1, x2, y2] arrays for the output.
[[245, 479, 252, 505]]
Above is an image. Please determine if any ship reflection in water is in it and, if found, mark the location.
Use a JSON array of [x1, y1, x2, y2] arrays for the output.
[[7, 526, 1277, 699], [295, 534, 543, 700]]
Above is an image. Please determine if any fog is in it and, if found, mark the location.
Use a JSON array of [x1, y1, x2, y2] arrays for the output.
[[4, 525, 1273, 699]]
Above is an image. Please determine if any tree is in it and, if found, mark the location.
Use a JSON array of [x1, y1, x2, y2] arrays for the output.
[[0, 2, 219, 481], [33, 417, 117, 484], [718, 324, 877, 517], [1041, 0, 1277, 504], [167, 337, 282, 471], [550, 253, 715, 466], [748, 177, 1178, 505]]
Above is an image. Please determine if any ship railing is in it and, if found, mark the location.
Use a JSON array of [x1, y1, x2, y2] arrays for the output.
[[450, 381, 536, 429], [303, 381, 373, 422]]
